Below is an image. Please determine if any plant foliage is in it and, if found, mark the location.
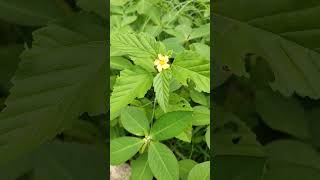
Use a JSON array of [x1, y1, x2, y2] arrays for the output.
[[110, 0, 210, 179]]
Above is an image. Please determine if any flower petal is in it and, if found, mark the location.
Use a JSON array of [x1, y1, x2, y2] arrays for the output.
[[157, 65, 163, 72], [163, 64, 170, 69], [154, 59, 159, 65], [164, 56, 169, 62]]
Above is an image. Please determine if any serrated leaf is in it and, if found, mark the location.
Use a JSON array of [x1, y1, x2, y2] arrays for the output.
[[110, 66, 153, 120], [131, 153, 153, 180], [179, 159, 197, 180], [111, 33, 164, 72], [188, 161, 210, 180], [153, 70, 171, 112], [172, 51, 210, 93], [148, 142, 179, 180], [0, 14, 106, 165], [213, 1, 320, 99], [192, 106, 210, 126], [77, 0, 107, 18], [0, 0, 68, 26], [120, 106, 149, 136], [110, 136, 144, 165], [150, 111, 193, 141]]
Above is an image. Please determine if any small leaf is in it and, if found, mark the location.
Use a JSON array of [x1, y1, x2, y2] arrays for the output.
[[188, 161, 210, 180], [131, 153, 153, 180], [172, 51, 210, 93], [150, 111, 193, 141], [179, 159, 197, 180], [110, 66, 153, 120], [154, 69, 171, 112], [192, 106, 210, 126], [148, 142, 179, 180], [110, 137, 144, 165], [190, 89, 208, 106], [121, 106, 149, 136]]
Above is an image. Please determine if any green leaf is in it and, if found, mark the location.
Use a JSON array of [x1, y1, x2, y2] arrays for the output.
[[189, 43, 210, 60], [190, 89, 209, 106], [111, 56, 133, 70], [264, 140, 320, 180], [192, 106, 210, 126], [150, 111, 193, 141], [189, 24, 210, 40], [0, 0, 68, 26], [172, 51, 210, 93], [111, 33, 164, 72], [178, 159, 197, 180], [120, 106, 149, 136], [34, 142, 107, 180], [255, 89, 310, 139], [175, 125, 192, 143], [205, 126, 210, 149], [0, 14, 106, 165], [131, 153, 153, 180], [148, 142, 179, 180], [188, 161, 210, 180], [111, 0, 128, 6], [110, 137, 144, 165], [162, 38, 185, 54], [213, 1, 320, 99], [155, 93, 193, 118], [77, 0, 107, 18], [153, 69, 171, 112], [110, 66, 153, 120]]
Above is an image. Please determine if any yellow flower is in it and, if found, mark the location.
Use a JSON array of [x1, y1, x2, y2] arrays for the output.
[[154, 54, 170, 72]]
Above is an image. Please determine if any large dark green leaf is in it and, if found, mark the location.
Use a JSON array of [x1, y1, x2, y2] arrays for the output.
[[213, 0, 320, 99], [0, 14, 106, 165]]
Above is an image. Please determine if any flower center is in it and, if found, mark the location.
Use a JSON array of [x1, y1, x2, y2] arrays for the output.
[[159, 60, 166, 65]]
